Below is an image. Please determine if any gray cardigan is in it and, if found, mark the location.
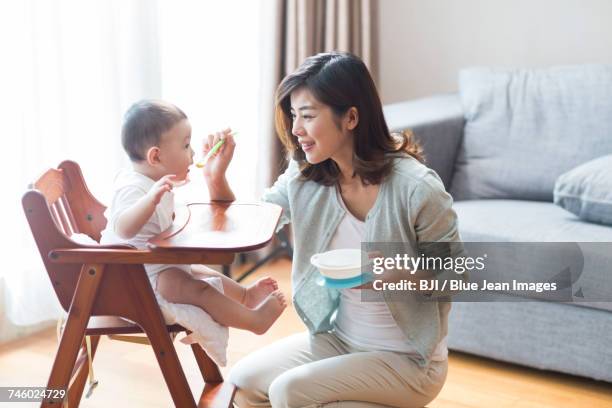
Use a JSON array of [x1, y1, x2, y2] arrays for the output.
[[262, 155, 466, 367]]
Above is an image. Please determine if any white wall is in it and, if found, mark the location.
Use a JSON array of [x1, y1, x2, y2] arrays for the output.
[[378, 0, 612, 103]]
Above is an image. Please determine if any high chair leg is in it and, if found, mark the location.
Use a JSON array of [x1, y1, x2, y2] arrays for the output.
[[66, 335, 101, 407], [42, 264, 104, 407], [139, 318, 196, 408], [127, 272, 196, 407], [189, 339, 223, 384]]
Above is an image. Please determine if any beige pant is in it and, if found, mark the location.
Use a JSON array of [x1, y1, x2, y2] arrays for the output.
[[229, 332, 447, 408]]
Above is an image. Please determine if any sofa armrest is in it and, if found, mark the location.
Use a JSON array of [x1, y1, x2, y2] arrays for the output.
[[383, 93, 464, 189]]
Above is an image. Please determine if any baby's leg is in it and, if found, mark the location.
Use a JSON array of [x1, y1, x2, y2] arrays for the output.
[[190, 264, 279, 308], [157, 267, 287, 335], [190, 264, 247, 304]]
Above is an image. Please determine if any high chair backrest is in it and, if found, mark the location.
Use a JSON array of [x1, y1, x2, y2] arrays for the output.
[[22, 160, 109, 311], [32, 160, 107, 239]]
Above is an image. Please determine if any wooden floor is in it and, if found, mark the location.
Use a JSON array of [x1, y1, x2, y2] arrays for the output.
[[1, 258, 610, 407]]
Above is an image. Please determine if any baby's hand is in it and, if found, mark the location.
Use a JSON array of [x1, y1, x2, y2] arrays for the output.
[[147, 175, 177, 205], [202, 128, 236, 179]]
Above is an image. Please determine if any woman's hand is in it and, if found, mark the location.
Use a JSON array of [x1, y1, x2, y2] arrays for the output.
[[202, 128, 237, 201], [352, 251, 383, 290], [352, 280, 374, 290], [202, 128, 236, 181]]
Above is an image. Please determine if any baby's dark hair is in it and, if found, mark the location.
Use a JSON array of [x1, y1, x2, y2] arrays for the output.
[[121, 99, 187, 162]]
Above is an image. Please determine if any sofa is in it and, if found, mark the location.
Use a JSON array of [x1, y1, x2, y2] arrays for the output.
[[383, 65, 612, 383]]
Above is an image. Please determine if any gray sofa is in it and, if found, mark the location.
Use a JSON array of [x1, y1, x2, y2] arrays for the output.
[[383, 65, 612, 383]]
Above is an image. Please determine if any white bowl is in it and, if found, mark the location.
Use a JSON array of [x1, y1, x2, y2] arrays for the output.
[[310, 249, 367, 280]]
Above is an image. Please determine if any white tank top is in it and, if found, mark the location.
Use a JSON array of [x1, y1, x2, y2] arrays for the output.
[[330, 188, 448, 360]]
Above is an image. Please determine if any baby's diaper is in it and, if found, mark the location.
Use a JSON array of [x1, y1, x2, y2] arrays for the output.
[[156, 276, 229, 366]]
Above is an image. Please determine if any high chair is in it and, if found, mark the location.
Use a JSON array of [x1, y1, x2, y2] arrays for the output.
[[22, 160, 280, 407]]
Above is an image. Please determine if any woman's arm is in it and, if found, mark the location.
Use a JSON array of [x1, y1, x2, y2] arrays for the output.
[[261, 160, 300, 232], [202, 129, 236, 201], [205, 175, 236, 202], [408, 171, 467, 297]]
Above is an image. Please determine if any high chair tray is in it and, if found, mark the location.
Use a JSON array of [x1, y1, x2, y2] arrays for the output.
[[148, 202, 282, 252]]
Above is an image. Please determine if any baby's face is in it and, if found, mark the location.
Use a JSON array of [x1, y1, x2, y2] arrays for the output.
[[158, 119, 194, 181]]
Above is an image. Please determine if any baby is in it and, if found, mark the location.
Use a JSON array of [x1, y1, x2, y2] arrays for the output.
[[100, 99, 286, 335]]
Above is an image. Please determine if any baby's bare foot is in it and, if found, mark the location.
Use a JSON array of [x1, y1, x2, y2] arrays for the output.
[[245, 276, 278, 308], [251, 290, 287, 335]]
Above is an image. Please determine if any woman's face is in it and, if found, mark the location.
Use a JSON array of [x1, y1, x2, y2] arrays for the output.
[[290, 87, 354, 165]]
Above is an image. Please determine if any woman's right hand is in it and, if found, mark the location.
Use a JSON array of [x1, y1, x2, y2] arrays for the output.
[[202, 128, 236, 181]]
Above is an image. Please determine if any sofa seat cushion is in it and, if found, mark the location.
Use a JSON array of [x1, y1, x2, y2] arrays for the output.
[[447, 297, 612, 382], [453, 199, 612, 312]]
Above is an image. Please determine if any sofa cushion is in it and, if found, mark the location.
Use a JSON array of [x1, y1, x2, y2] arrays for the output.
[[448, 298, 612, 382], [451, 65, 612, 201], [554, 155, 612, 226], [454, 199, 612, 313]]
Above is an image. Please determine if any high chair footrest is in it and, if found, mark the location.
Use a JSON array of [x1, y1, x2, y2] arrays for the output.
[[85, 316, 185, 335]]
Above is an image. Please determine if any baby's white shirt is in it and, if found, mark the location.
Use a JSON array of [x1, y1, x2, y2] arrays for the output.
[[100, 169, 188, 285]]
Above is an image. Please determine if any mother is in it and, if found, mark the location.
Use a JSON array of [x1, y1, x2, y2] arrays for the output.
[[205, 52, 464, 408]]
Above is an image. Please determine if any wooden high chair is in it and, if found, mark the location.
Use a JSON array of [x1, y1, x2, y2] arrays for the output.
[[22, 160, 280, 407]]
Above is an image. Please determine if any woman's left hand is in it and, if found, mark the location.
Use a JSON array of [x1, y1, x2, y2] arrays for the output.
[[352, 251, 383, 289], [352, 281, 374, 290]]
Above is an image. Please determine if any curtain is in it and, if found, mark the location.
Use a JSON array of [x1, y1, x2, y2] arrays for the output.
[[158, 0, 262, 203], [256, 0, 378, 196], [0, 0, 162, 343]]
